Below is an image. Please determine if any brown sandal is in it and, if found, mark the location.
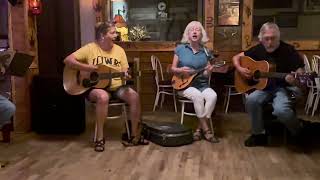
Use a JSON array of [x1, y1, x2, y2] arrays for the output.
[[94, 138, 105, 152], [122, 135, 149, 147], [193, 129, 202, 141], [203, 130, 219, 143]]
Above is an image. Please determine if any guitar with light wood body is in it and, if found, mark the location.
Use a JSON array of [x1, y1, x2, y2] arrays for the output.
[[234, 56, 316, 93], [63, 65, 128, 95], [171, 61, 227, 90]]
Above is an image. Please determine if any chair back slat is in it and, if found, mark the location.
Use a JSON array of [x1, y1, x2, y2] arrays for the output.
[[302, 54, 311, 73], [311, 55, 320, 74], [151, 55, 166, 87]]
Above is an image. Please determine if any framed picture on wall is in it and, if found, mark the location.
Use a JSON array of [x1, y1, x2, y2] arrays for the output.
[[304, 0, 320, 13], [218, 0, 240, 26]]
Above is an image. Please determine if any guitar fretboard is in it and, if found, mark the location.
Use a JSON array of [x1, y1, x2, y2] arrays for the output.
[[257, 71, 287, 79], [99, 72, 126, 79]]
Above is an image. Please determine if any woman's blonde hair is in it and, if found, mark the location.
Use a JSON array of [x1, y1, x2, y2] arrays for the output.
[[181, 21, 209, 44]]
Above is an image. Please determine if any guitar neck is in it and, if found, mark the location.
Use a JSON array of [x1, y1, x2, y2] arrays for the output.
[[257, 72, 288, 79], [192, 61, 226, 75], [99, 72, 126, 79]]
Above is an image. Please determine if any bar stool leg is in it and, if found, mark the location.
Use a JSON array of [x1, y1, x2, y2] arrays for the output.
[[225, 87, 231, 114], [180, 102, 185, 124], [122, 104, 130, 139]]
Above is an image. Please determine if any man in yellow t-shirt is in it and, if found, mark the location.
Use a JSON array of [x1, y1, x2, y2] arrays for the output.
[[64, 22, 148, 152]]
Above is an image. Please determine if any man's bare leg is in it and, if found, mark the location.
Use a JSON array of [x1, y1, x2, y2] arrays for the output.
[[118, 88, 140, 136]]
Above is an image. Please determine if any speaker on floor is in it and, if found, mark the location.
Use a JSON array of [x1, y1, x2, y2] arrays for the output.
[[31, 75, 85, 134]]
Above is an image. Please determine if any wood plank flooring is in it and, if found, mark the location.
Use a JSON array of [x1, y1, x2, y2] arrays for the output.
[[1, 111, 320, 180]]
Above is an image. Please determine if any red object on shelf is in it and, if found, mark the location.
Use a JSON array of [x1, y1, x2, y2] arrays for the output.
[[29, 0, 42, 15]]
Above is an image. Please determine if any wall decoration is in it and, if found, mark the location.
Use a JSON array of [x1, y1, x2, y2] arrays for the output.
[[111, 0, 128, 21], [129, 25, 150, 41], [157, 1, 168, 20], [218, 0, 240, 26], [304, 0, 320, 13], [214, 26, 241, 50]]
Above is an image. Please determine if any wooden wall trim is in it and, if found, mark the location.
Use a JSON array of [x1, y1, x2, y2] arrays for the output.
[[93, 0, 105, 22], [8, 0, 32, 132], [8, 1, 12, 49], [287, 40, 320, 51], [116, 41, 177, 52], [241, 0, 253, 51], [204, 0, 215, 50]]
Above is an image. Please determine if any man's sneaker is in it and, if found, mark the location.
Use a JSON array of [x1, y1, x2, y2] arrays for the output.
[[244, 134, 268, 147]]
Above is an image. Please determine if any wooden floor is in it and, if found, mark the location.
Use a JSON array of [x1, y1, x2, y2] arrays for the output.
[[1, 109, 320, 180]]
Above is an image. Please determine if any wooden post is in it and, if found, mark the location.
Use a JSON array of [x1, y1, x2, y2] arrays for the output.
[[8, 0, 39, 132], [204, 0, 215, 50], [242, 0, 254, 51]]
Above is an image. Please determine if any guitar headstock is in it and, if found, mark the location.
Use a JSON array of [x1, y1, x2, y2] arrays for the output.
[[212, 61, 228, 73], [295, 72, 318, 91], [297, 72, 317, 83], [212, 60, 226, 68]]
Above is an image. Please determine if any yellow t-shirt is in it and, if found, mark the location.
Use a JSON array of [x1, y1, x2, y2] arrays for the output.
[[73, 42, 129, 90]]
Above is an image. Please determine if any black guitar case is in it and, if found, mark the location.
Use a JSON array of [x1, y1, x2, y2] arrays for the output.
[[142, 121, 193, 147]]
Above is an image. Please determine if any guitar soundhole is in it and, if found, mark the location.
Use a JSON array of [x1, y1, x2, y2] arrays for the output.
[[253, 70, 261, 79], [247, 79, 258, 86], [90, 72, 99, 81]]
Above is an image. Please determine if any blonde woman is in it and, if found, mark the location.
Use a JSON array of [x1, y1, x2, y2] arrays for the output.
[[171, 21, 219, 143]]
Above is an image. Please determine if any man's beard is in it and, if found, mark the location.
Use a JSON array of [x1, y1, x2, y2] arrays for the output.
[[265, 41, 280, 53]]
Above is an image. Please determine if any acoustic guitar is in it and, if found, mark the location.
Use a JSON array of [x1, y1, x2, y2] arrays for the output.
[[171, 61, 226, 90], [234, 56, 316, 94], [63, 65, 129, 95]]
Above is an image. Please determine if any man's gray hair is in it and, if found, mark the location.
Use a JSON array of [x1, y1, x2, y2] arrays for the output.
[[181, 21, 209, 44], [258, 22, 280, 41]]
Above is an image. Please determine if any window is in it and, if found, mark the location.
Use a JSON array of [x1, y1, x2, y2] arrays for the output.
[[108, 0, 204, 41], [253, 0, 320, 40]]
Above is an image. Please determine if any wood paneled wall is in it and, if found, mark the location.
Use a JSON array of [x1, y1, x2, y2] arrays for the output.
[[9, 0, 39, 132], [126, 51, 174, 111]]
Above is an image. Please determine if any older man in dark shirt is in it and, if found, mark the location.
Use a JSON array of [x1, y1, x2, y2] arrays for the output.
[[232, 22, 304, 147]]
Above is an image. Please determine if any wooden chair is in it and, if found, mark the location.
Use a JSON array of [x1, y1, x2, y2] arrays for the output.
[[302, 54, 316, 114], [87, 97, 131, 142], [150, 55, 177, 112], [177, 75, 215, 134], [178, 96, 215, 134], [309, 55, 320, 116], [223, 85, 246, 114]]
